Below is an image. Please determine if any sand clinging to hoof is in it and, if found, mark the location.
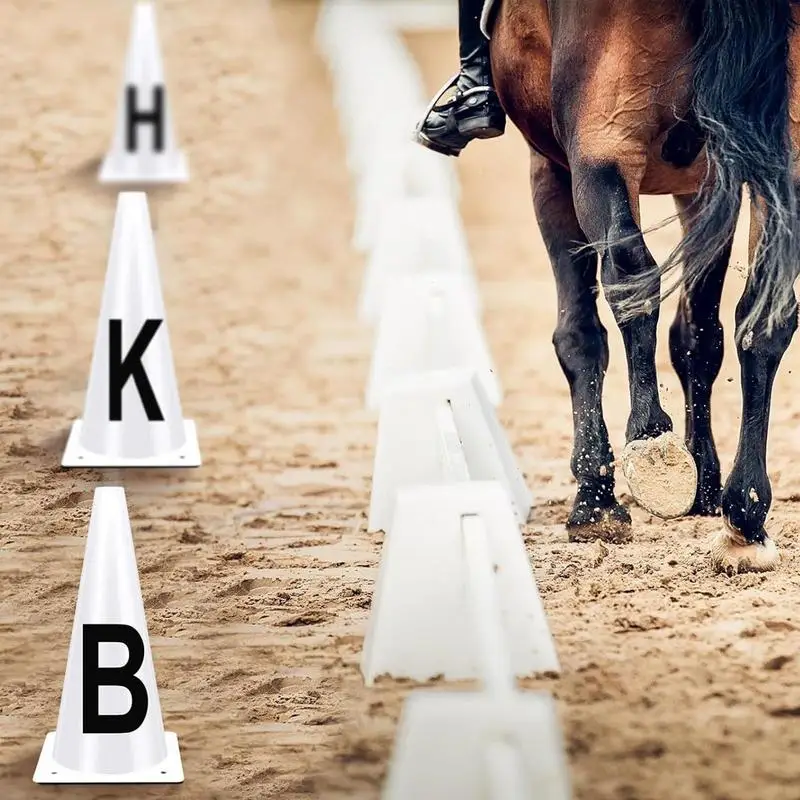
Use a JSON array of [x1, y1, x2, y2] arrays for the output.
[[619, 431, 697, 519], [710, 524, 780, 575]]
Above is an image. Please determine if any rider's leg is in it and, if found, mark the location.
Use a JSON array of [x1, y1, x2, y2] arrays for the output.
[[415, 0, 506, 157]]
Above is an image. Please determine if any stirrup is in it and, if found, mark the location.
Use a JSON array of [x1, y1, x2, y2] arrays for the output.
[[413, 72, 463, 155], [414, 72, 504, 157], [420, 70, 462, 120]]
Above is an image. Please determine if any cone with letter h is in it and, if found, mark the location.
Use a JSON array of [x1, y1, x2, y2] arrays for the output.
[[100, 1, 188, 184], [33, 487, 183, 784], [62, 191, 201, 467]]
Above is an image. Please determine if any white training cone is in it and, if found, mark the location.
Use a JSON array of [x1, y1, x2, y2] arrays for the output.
[[62, 192, 201, 467], [366, 275, 498, 410], [99, 2, 188, 184], [368, 368, 530, 532], [383, 691, 572, 800], [358, 197, 478, 324], [33, 487, 183, 784], [362, 481, 559, 685]]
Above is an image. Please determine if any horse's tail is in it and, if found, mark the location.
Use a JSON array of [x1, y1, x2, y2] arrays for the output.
[[633, 0, 799, 339]]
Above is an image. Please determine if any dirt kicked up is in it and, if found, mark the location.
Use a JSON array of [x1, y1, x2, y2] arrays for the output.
[[1, 2, 800, 799]]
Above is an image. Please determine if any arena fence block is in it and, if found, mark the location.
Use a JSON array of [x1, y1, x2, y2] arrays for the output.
[[359, 198, 477, 325], [365, 275, 498, 410], [368, 368, 527, 531]]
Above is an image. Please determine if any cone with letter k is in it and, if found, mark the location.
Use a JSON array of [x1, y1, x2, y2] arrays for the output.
[[33, 487, 183, 784], [62, 191, 201, 467]]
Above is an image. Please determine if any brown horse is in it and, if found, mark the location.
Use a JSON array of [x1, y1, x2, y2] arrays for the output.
[[487, 0, 800, 574]]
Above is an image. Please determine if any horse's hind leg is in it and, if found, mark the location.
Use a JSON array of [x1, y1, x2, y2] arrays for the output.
[[669, 192, 734, 516], [531, 153, 631, 542], [712, 198, 798, 574], [570, 159, 698, 519]]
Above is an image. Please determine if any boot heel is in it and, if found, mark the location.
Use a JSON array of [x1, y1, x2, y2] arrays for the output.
[[457, 108, 506, 139]]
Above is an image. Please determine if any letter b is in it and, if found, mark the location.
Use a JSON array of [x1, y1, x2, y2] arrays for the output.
[[82, 624, 149, 734]]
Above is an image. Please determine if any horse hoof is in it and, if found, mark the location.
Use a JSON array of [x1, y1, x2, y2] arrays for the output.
[[710, 523, 780, 575], [567, 504, 633, 544], [619, 431, 697, 519]]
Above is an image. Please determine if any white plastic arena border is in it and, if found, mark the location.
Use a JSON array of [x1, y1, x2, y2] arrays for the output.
[[362, 392, 556, 683], [365, 399, 568, 797], [315, 0, 461, 263], [358, 198, 480, 324], [379, 514, 568, 798], [365, 275, 501, 411], [317, 2, 572, 795], [367, 368, 530, 533]]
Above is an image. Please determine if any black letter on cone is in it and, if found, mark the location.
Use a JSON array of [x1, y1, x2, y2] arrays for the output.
[[125, 86, 165, 152], [82, 624, 149, 734], [108, 319, 164, 421]]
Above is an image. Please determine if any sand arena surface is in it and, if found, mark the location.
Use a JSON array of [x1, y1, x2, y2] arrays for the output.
[[2, 1, 800, 798]]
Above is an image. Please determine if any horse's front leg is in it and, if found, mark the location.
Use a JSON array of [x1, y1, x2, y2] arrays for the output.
[[531, 153, 631, 542], [570, 159, 699, 519]]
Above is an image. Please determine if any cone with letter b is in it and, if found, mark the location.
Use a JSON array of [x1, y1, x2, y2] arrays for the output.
[[62, 191, 201, 467], [33, 487, 183, 784]]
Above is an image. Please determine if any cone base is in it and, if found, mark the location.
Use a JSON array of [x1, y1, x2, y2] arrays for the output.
[[98, 151, 189, 184], [61, 419, 201, 468], [33, 731, 184, 784]]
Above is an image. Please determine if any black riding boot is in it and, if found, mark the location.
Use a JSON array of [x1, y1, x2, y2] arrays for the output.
[[414, 0, 505, 157]]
